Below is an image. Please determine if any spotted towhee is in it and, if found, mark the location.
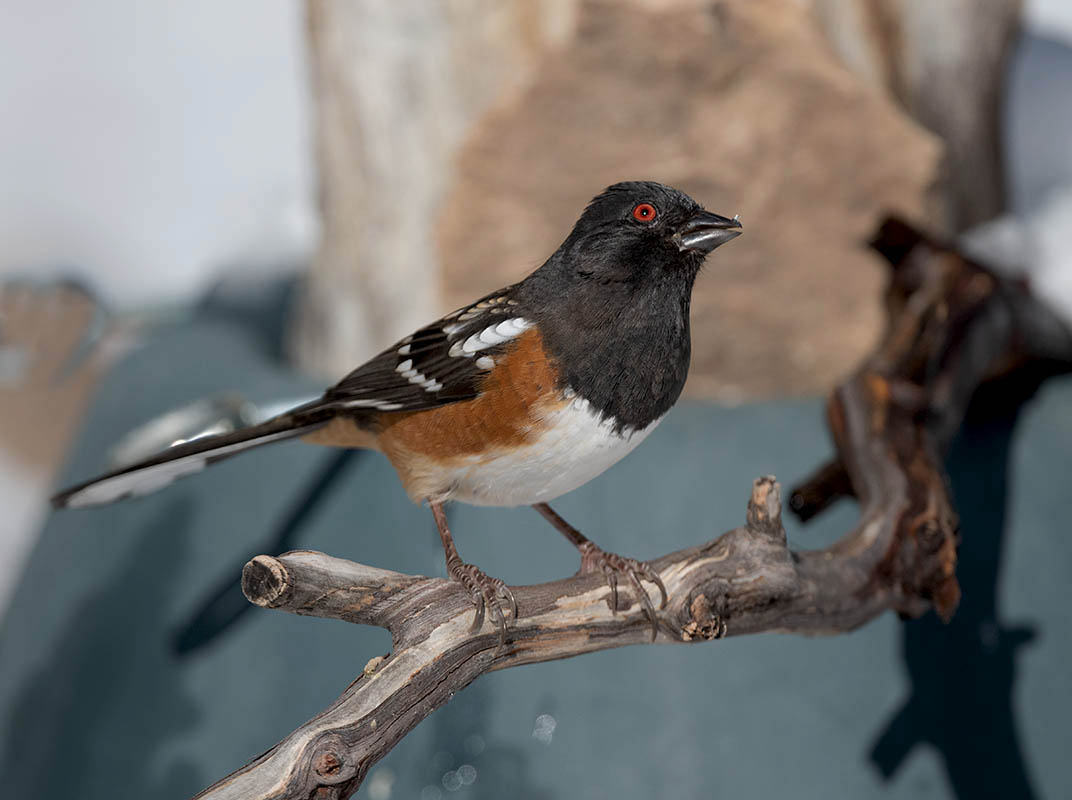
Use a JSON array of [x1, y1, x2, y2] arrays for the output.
[[52, 181, 742, 640]]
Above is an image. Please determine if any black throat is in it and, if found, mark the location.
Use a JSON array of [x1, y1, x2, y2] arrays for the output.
[[517, 244, 701, 432]]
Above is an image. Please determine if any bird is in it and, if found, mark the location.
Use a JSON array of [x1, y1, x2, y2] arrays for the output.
[[52, 181, 742, 643]]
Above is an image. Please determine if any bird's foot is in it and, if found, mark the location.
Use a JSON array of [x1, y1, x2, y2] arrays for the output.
[[577, 542, 667, 640], [446, 559, 518, 650]]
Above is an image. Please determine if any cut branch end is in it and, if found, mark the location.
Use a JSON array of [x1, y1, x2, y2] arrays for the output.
[[242, 555, 290, 608]]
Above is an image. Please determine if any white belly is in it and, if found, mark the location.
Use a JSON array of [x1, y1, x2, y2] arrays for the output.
[[445, 396, 661, 507]]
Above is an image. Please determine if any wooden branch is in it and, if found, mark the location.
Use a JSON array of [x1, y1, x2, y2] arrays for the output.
[[194, 217, 1072, 799]]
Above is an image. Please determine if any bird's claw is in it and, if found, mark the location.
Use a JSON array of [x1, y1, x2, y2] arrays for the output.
[[578, 542, 667, 641], [447, 560, 518, 653]]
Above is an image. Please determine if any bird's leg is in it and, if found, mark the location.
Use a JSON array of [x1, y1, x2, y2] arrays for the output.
[[532, 502, 667, 640], [430, 500, 517, 649]]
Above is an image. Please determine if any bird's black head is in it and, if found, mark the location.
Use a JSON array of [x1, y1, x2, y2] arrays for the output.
[[518, 181, 742, 431], [556, 181, 742, 283]]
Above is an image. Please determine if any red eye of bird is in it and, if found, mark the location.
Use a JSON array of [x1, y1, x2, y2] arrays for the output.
[[632, 203, 657, 222]]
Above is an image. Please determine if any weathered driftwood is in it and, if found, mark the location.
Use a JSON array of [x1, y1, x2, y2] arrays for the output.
[[194, 218, 1072, 799]]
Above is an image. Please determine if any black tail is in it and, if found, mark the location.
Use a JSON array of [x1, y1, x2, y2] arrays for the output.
[[51, 406, 333, 509]]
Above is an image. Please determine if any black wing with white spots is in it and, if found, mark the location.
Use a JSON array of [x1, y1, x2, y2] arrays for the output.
[[320, 285, 532, 413], [50, 286, 536, 508]]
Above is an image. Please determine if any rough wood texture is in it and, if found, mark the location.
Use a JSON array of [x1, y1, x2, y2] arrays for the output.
[[195, 219, 1072, 799]]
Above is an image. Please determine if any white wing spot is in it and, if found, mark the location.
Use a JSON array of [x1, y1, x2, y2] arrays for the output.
[[345, 399, 405, 411], [476, 356, 495, 370], [462, 330, 501, 353], [494, 318, 532, 338], [398, 344, 411, 356], [396, 359, 413, 373], [461, 317, 531, 354]]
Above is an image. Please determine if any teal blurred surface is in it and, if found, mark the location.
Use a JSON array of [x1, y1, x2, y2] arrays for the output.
[[0, 304, 1069, 800]]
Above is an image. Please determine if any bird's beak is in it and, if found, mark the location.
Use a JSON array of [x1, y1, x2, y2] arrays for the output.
[[674, 210, 743, 254]]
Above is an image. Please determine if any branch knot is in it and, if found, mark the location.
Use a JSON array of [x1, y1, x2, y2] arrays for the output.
[[310, 735, 358, 787], [681, 593, 727, 641]]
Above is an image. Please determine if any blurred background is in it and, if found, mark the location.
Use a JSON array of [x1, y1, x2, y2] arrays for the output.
[[1, 1, 1070, 798]]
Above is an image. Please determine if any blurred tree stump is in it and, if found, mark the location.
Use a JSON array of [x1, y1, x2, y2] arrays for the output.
[[436, 0, 946, 402], [290, 0, 950, 402], [292, 0, 1023, 392]]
